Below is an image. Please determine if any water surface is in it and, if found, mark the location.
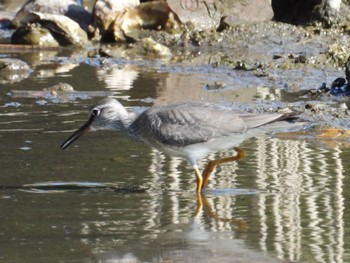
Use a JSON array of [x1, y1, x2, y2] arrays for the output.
[[0, 28, 349, 263]]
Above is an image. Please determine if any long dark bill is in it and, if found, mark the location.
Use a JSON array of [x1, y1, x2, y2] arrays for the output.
[[60, 115, 94, 150]]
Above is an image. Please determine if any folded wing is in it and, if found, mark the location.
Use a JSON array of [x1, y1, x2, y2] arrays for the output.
[[132, 102, 299, 147]]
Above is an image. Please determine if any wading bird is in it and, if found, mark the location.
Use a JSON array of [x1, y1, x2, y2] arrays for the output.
[[61, 98, 304, 192]]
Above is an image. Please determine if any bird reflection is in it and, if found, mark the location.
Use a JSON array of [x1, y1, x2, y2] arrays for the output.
[[194, 192, 247, 232]]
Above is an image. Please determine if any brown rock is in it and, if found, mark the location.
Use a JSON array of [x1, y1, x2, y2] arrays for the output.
[[167, 0, 273, 29], [112, 1, 181, 42], [93, 0, 140, 34]]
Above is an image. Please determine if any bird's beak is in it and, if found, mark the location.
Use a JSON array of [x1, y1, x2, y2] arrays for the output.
[[60, 115, 94, 150]]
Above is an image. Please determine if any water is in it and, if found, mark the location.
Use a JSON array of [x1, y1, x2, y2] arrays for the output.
[[0, 55, 349, 263], [0, 4, 350, 260]]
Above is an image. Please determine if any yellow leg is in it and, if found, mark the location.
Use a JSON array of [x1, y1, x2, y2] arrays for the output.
[[201, 147, 245, 189], [193, 165, 203, 193]]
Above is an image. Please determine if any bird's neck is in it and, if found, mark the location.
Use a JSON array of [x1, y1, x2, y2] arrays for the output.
[[124, 112, 143, 141], [111, 111, 138, 135]]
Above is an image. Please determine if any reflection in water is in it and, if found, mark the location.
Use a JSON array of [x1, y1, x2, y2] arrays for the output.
[[251, 138, 345, 263], [94, 63, 285, 105], [132, 137, 346, 262], [96, 64, 139, 92], [194, 193, 246, 233], [0, 132, 349, 262], [0, 59, 349, 262]]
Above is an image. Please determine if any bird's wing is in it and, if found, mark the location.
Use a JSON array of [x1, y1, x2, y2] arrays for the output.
[[133, 102, 294, 147], [236, 112, 295, 128]]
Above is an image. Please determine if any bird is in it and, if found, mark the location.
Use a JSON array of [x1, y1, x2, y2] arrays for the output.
[[61, 98, 305, 192]]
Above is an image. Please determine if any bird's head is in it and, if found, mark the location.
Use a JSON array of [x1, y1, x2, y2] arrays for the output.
[[60, 98, 130, 150]]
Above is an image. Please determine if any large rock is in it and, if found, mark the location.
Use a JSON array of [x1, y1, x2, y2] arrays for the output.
[[112, 1, 181, 42], [167, 0, 273, 29], [12, 12, 89, 47], [92, 0, 140, 34], [12, 0, 91, 32]]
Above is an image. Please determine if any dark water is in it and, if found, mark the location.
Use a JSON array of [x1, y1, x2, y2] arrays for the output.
[[0, 52, 349, 263]]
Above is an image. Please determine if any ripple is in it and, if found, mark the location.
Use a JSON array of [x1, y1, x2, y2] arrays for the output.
[[209, 188, 260, 195], [0, 181, 149, 194]]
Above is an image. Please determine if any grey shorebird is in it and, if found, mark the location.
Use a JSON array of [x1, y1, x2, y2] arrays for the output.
[[61, 98, 305, 192]]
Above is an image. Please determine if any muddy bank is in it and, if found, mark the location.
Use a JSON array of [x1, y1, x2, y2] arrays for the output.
[[1, 1, 350, 134]]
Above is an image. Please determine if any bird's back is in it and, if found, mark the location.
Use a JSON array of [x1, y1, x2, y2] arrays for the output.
[[129, 102, 301, 147]]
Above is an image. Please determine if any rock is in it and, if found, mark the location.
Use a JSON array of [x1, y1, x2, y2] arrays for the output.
[[13, 12, 89, 47], [99, 37, 172, 58], [326, 41, 350, 67], [0, 58, 31, 83], [45, 82, 74, 92], [11, 23, 60, 47], [204, 81, 227, 91], [12, 0, 91, 32], [167, 0, 273, 29], [305, 103, 327, 112], [92, 0, 140, 35], [137, 37, 172, 57], [112, 1, 182, 42]]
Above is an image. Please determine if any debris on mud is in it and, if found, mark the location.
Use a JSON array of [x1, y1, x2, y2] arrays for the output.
[[304, 77, 350, 98]]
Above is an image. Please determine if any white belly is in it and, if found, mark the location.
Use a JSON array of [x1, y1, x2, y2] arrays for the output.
[[155, 133, 249, 166]]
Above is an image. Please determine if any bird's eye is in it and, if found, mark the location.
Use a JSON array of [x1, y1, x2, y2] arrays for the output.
[[91, 109, 100, 116]]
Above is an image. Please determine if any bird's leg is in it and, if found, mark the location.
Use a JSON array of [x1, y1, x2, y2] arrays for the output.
[[201, 147, 245, 189], [193, 165, 203, 193]]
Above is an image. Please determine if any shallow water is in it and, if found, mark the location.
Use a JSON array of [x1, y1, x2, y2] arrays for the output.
[[0, 2, 350, 259], [0, 51, 349, 263]]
